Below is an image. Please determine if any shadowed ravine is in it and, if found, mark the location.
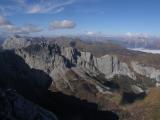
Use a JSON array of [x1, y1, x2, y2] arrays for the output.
[[36, 91, 119, 120]]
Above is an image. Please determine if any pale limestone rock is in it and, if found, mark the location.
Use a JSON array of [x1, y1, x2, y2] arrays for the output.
[[2, 35, 31, 50], [131, 62, 160, 83], [78, 52, 136, 80], [16, 43, 136, 82], [131, 85, 144, 94]]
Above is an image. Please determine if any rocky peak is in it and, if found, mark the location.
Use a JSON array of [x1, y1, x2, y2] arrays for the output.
[[14, 41, 137, 94], [61, 47, 81, 66], [3, 36, 158, 92], [16, 42, 135, 78], [2, 35, 31, 50]]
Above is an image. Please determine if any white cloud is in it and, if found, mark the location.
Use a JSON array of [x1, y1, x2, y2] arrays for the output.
[[3, 24, 43, 34], [49, 20, 76, 29], [86, 31, 102, 36], [28, 5, 65, 14], [27, 5, 42, 14], [0, 16, 43, 34], [23, 24, 43, 33], [0, 16, 12, 26], [2, 25, 28, 35], [0, 0, 75, 15], [125, 32, 133, 37], [53, 7, 65, 14]]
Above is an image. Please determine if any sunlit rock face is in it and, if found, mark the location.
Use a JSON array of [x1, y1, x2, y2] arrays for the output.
[[79, 52, 136, 79], [2, 35, 31, 50], [131, 61, 160, 86], [15, 42, 135, 79], [3, 36, 159, 92]]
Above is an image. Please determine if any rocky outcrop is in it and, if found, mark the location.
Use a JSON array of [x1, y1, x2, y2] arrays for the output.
[[1, 36, 136, 82], [131, 85, 144, 94], [5, 36, 160, 91], [131, 62, 160, 86], [0, 89, 57, 120], [10, 43, 139, 102], [2, 36, 160, 88], [79, 52, 136, 79], [61, 47, 136, 80], [2, 35, 31, 50], [15, 43, 136, 89]]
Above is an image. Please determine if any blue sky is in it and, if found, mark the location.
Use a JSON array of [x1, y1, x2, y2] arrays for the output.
[[0, 0, 160, 36]]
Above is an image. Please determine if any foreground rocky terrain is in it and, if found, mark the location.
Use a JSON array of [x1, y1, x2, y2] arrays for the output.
[[1, 35, 160, 120], [0, 89, 57, 120]]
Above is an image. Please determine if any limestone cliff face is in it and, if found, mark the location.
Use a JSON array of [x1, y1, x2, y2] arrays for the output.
[[1, 36, 137, 82], [79, 52, 136, 79], [3, 36, 160, 87], [15, 43, 136, 81], [16, 43, 66, 73], [13, 42, 138, 95], [131, 62, 160, 86], [3, 36, 160, 92]]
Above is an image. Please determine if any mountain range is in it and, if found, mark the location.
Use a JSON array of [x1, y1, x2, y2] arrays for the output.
[[1, 35, 160, 120]]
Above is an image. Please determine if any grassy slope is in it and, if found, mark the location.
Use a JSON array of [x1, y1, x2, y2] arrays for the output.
[[124, 88, 160, 120]]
